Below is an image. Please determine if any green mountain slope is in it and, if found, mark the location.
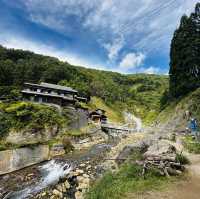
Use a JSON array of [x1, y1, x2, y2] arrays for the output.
[[0, 45, 168, 124], [158, 88, 200, 130]]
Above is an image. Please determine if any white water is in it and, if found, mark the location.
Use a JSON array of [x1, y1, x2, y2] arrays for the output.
[[6, 160, 71, 199], [123, 112, 142, 132]]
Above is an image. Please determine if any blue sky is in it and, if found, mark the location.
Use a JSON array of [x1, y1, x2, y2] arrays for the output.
[[0, 0, 197, 74]]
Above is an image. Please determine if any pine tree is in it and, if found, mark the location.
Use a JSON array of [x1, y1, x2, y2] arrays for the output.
[[169, 3, 200, 97]]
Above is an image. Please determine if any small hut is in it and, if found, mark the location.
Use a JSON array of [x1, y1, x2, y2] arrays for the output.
[[89, 109, 107, 124]]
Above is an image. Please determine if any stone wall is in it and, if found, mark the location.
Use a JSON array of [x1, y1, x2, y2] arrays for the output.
[[0, 145, 49, 175], [68, 108, 88, 129], [6, 126, 58, 145]]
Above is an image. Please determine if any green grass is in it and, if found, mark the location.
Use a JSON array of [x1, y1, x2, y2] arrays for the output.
[[175, 153, 190, 165], [87, 97, 124, 123], [183, 135, 200, 154], [86, 163, 175, 199], [157, 88, 200, 128]]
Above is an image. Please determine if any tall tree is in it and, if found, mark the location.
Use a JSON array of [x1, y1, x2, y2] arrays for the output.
[[169, 3, 200, 97]]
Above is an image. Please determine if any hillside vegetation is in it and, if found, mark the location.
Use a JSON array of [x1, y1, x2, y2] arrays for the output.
[[0, 45, 168, 124], [158, 88, 200, 130]]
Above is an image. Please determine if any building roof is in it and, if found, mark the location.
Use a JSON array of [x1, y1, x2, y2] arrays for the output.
[[40, 82, 78, 93], [21, 90, 75, 101], [24, 82, 78, 93]]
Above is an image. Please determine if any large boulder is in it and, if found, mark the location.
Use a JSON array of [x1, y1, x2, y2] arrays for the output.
[[144, 140, 176, 158], [116, 142, 148, 165]]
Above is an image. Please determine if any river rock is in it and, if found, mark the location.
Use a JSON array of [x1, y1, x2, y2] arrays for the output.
[[56, 184, 63, 192], [52, 189, 63, 198], [86, 165, 91, 170], [65, 180, 70, 189], [83, 173, 90, 178], [74, 169, 84, 176], [80, 163, 86, 167], [75, 191, 83, 199]]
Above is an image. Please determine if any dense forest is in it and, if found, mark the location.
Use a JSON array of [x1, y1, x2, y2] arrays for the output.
[[169, 3, 200, 98], [0, 45, 168, 122]]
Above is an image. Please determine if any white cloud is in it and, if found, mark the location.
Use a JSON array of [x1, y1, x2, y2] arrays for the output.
[[1, 0, 197, 74], [103, 36, 124, 61], [119, 52, 145, 70], [144, 66, 160, 74], [20, 0, 197, 58]]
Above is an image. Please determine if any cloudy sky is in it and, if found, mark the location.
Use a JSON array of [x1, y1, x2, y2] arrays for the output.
[[0, 0, 197, 74]]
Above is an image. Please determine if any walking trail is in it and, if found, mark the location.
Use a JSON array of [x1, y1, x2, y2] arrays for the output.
[[128, 137, 200, 199]]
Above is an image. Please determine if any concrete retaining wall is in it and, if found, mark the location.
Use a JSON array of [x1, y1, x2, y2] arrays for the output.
[[0, 145, 49, 175]]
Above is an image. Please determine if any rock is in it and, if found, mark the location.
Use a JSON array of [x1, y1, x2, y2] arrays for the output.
[[86, 165, 91, 170], [144, 140, 176, 157], [77, 176, 85, 183], [65, 180, 70, 189], [82, 174, 90, 178], [41, 192, 47, 197], [74, 169, 84, 176], [80, 163, 86, 167], [50, 195, 57, 199], [116, 142, 148, 165], [78, 182, 89, 190], [75, 191, 83, 199], [56, 184, 63, 192], [62, 183, 66, 192], [52, 189, 63, 198]]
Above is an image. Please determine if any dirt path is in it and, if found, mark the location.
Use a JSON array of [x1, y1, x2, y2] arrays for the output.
[[130, 143, 200, 199]]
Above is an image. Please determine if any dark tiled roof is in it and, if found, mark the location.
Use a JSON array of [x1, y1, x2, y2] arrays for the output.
[[24, 82, 78, 93], [40, 82, 78, 93]]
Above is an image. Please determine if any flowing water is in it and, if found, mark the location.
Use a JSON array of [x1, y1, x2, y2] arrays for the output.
[[123, 112, 142, 132], [4, 160, 71, 199], [3, 143, 112, 199]]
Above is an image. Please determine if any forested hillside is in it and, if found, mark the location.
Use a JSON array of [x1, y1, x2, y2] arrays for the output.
[[169, 3, 200, 98], [0, 45, 168, 123]]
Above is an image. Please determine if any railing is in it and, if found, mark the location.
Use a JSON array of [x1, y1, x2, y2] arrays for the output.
[[101, 122, 137, 133]]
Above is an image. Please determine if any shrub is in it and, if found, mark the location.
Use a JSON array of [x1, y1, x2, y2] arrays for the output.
[[175, 153, 190, 165], [0, 101, 68, 139], [183, 135, 200, 154], [62, 137, 74, 153]]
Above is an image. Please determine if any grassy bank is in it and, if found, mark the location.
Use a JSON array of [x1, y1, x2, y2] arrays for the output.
[[157, 88, 200, 128], [86, 163, 177, 199], [183, 135, 200, 154]]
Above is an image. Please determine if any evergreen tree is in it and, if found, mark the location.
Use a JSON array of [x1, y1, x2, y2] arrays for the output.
[[169, 3, 200, 97]]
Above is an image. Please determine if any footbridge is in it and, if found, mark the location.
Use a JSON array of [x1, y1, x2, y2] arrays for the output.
[[101, 122, 138, 134]]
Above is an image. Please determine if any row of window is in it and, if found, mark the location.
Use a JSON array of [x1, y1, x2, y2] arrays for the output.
[[25, 88, 74, 98]]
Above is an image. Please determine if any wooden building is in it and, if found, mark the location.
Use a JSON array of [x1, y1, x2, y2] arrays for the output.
[[22, 82, 87, 106], [89, 109, 107, 124]]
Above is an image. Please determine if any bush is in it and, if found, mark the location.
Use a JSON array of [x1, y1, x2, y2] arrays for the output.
[[175, 153, 190, 165], [0, 101, 68, 139], [62, 137, 74, 153], [183, 135, 200, 154]]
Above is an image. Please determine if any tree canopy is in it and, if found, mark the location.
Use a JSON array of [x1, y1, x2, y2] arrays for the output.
[[169, 3, 200, 98]]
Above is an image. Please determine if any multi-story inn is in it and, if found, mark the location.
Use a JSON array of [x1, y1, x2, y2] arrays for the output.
[[21, 82, 87, 106]]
